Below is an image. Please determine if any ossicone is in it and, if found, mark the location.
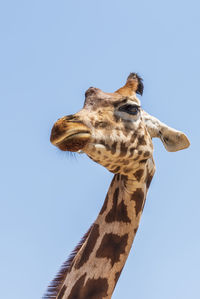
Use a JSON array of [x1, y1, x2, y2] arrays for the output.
[[115, 72, 144, 97], [127, 73, 144, 95]]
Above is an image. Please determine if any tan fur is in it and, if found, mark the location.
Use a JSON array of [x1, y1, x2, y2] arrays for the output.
[[46, 74, 189, 299]]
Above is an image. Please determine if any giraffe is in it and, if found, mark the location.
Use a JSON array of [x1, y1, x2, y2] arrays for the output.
[[45, 73, 190, 299]]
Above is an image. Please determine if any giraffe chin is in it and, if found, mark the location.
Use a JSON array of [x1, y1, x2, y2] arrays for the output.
[[56, 132, 90, 152]]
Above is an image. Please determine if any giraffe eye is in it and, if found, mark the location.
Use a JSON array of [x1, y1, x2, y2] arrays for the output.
[[118, 104, 140, 115]]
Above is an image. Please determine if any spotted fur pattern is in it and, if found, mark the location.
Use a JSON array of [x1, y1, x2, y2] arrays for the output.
[[46, 74, 160, 299], [45, 161, 154, 299]]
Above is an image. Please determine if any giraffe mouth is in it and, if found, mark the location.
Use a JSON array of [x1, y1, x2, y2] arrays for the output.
[[55, 131, 91, 151], [50, 124, 91, 151], [50, 117, 91, 152]]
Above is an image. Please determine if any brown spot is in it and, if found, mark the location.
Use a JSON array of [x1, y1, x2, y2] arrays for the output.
[[146, 173, 153, 189], [120, 142, 128, 157], [137, 135, 146, 146], [83, 277, 108, 299], [57, 285, 67, 299], [112, 166, 120, 173], [105, 188, 118, 220], [110, 175, 117, 187], [122, 127, 129, 137], [67, 273, 86, 299], [139, 159, 148, 164], [130, 132, 137, 143], [96, 233, 128, 266], [131, 188, 145, 216], [133, 155, 139, 161], [105, 188, 131, 223], [123, 160, 130, 165], [114, 269, 123, 284], [129, 147, 135, 157], [75, 224, 100, 269], [116, 174, 120, 181], [121, 174, 128, 182], [111, 141, 117, 155], [68, 273, 109, 299], [121, 175, 128, 188], [123, 167, 132, 174], [143, 151, 150, 157], [134, 227, 138, 234], [99, 139, 106, 146], [134, 169, 144, 181], [100, 194, 109, 215], [94, 121, 108, 128], [118, 201, 131, 222]]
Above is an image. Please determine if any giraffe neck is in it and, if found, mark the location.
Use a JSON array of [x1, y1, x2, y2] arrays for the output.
[[47, 159, 155, 299]]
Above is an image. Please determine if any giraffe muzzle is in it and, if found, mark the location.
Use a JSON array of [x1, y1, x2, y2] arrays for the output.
[[50, 118, 91, 152]]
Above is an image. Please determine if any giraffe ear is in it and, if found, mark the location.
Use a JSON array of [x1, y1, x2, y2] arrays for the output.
[[142, 112, 190, 152], [157, 126, 190, 152]]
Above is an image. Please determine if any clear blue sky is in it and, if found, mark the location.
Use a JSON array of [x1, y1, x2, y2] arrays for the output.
[[0, 1, 199, 298]]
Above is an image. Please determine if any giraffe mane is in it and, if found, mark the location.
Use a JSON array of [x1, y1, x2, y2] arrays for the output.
[[43, 224, 93, 299]]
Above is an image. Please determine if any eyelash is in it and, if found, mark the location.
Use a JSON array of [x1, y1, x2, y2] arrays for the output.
[[118, 104, 140, 115]]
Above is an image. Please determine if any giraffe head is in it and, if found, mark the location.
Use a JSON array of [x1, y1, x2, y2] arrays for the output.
[[50, 73, 190, 175]]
